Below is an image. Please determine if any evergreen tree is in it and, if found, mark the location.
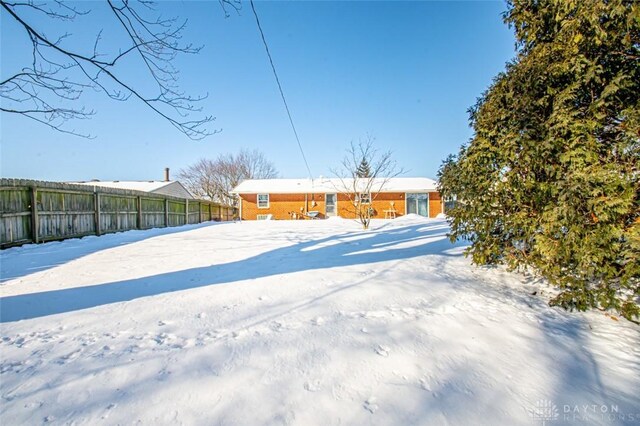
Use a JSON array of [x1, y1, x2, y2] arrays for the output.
[[439, 0, 639, 321], [356, 158, 372, 178]]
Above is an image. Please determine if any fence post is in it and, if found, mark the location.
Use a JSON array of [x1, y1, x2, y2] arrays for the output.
[[164, 199, 169, 227], [185, 199, 189, 225], [94, 191, 101, 236], [137, 196, 143, 230], [30, 185, 39, 243]]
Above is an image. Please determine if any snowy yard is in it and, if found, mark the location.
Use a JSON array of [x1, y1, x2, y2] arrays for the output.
[[1, 216, 638, 425]]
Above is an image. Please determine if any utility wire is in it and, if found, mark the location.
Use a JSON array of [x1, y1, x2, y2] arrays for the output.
[[249, 0, 313, 181]]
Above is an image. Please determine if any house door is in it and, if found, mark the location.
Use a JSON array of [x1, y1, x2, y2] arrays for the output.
[[406, 193, 429, 217], [325, 193, 337, 217]]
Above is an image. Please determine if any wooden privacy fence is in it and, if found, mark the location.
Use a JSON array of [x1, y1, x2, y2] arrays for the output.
[[0, 179, 236, 249]]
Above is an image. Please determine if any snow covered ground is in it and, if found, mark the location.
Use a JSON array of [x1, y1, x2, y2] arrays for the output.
[[1, 216, 638, 425]]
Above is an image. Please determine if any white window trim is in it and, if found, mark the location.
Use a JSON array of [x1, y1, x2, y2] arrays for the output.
[[325, 193, 338, 216], [404, 192, 430, 217], [359, 193, 371, 204], [257, 193, 270, 209]]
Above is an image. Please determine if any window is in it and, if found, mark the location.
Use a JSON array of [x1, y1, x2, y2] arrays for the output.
[[444, 195, 456, 212], [257, 193, 269, 209], [359, 193, 371, 204], [406, 193, 429, 217]]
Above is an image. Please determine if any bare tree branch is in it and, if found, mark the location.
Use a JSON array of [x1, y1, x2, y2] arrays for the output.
[[219, 0, 242, 18], [331, 135, 405, 229], [0, 0, 233, 139], [178, 149, 278, 207]]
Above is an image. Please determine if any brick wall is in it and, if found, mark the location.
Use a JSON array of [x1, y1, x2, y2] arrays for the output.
[[428, 192, 443, 218], [336, 192, 406, 219], [239, 191, 442, 220], [241, 193, 327, 220]]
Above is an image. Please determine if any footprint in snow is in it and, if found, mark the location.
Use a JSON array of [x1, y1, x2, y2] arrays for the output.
[[156, 368, 172, 381], [375, 345, 390, 357], [203, 329, 228, 340], [101, 403, 117, 419], [304, 380, 321, 392], [232, 329, 247, 339], [56, 349, 82, 364], [269, 322, 283, 332], [364, 398, 379, 413], [311, 317, 324, 326], [154, 333, 176, 345], [419, 378, 432, 391]]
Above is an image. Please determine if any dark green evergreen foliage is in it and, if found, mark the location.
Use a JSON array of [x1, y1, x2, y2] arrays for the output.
[[438, 0, 639, 321], [356, 159, 372, 178]]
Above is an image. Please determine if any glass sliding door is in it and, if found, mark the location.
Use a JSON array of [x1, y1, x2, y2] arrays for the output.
[[417, 195, 428, 217], [406, 193, 418, 215], [406, 193, 429, 217]]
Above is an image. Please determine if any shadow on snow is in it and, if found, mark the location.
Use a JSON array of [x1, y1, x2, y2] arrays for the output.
[[0, 222, 221, 284], [0, 222, 460, 322]]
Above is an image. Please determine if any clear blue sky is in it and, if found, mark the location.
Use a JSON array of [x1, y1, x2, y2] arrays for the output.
[[1, 0, 515, 182]]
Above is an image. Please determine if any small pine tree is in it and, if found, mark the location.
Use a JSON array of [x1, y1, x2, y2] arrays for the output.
[[333, 137, 404, 229], [356, 159, 372, 178]]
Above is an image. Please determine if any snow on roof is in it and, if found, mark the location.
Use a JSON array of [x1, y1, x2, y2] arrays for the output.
[[232, 177, 438, 194], [74, 181, 173, 192]]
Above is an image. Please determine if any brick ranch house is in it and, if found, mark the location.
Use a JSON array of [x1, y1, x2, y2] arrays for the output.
[[232, 177, 443, 220]]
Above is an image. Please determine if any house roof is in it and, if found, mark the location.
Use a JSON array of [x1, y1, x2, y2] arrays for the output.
[[232, 177, 438, 194], [74, 180, 175, 192], [73, 180, 196, 198]]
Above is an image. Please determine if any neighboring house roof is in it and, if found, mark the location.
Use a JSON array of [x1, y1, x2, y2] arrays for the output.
[[74, 180, 196, 199], [232, 177, 438, 194]]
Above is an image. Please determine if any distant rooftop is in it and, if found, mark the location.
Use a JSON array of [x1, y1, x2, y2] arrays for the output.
[[232, 177, 438, 194], [73, 180, 196, 199], [74, 180, 174, 192]]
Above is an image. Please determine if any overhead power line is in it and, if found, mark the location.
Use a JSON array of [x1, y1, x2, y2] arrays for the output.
[[249, 0, 313, 181]]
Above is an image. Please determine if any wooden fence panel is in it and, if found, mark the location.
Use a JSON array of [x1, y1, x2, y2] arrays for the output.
[[212, 205, 221, 221], [37, 190, 95, 241], [1, 179, 233, 248], [140, 197, 165, 230], [99, 194, 138, 234], [167, 200, 186, 227], [0, 187, 32, 245], [188, 201, 201, 224], [221, 206, 233, 221], [201, 203, 211, 222]]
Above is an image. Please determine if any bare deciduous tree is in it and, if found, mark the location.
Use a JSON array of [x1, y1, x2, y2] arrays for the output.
[[0, 0, 240, 139], [176, 159, 219, 200], [178, 149, 278, 206], [332, 135, 405, 229]]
